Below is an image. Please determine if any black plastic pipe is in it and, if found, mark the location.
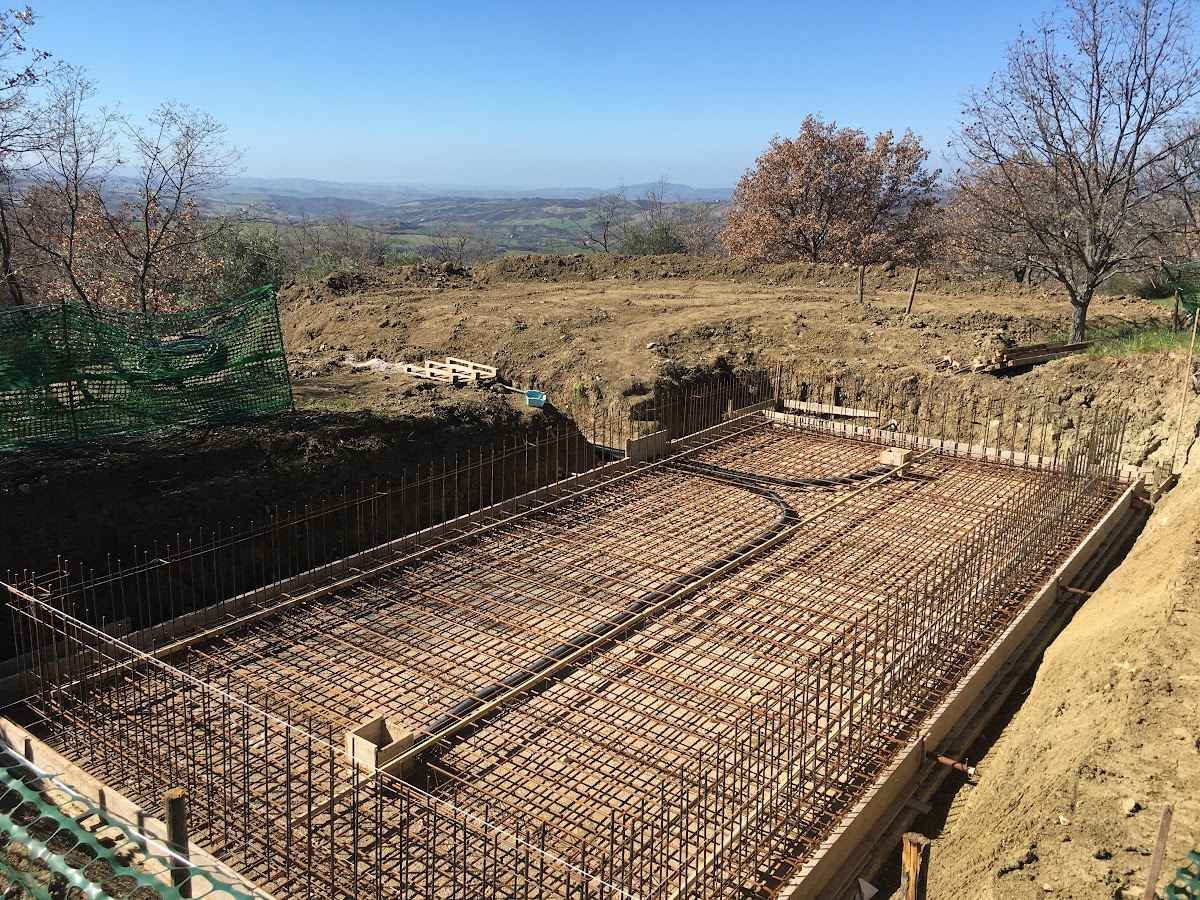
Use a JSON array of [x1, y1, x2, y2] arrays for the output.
[[422, 457, 888, 740]]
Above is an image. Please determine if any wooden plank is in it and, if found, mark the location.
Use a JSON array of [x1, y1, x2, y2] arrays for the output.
[[403, 361, 463, 384], [405, 357, 501, 384], [994, 341, 1093, 362], [901, 833, 929, 900], [974, 341, 1095, 373], [906, 267, 920, 315], [997, 340, 1089, 357], [783, 400, 880, 419]]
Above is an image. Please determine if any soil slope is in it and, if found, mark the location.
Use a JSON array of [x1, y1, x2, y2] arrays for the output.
[[278, 258, 1164, 410], [927, 451, 1200, 899]]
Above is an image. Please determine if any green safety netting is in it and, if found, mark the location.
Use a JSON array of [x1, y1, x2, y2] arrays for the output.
[[0, 286, 292, 452], [0, 744, 258, 899], [1161, 260, 1200, 324], [1167, 849, 1200, 900]]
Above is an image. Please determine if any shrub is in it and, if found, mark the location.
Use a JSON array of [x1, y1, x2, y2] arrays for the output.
[[618, 222, 687, 256]]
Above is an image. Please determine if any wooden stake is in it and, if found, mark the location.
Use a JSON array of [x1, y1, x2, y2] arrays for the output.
[[906, 266, 920, 314], [1141, 803, 1174, 900], [901, 832, 930, 900], [165, 787, 192, 898], [1169, 311, 1200, 474], [858, 265, 865, 304]]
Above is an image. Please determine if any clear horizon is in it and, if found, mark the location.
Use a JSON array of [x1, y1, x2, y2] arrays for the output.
[[38, 0, 1104, 188]]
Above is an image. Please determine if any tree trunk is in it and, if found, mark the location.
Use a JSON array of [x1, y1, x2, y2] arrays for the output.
[[1070, 300, 1088, 343], [0, 202, 24, 306]]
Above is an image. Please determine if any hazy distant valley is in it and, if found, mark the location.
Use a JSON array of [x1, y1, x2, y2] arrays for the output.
[[201, 176, 733, 256]]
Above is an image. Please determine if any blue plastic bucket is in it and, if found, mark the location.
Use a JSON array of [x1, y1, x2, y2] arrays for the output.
[[525, 390, 547, 408]]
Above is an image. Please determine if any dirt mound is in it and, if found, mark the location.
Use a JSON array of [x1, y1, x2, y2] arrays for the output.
[[277, 256, 1168, 427], [472, 253, 1062, 297], [0, 388, 558, 577], [472, 252, 835, 285]]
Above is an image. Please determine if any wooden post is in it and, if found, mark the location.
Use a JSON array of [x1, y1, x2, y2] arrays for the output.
[[1170, 310, 1200, 473], [1141, 803, 1174, 900], [901, 832, 930, 900], [906, 266, 920, 314], [165, 787, 192, 898], [858, 265, 865, 303], [1174, 292, 1181, 333]]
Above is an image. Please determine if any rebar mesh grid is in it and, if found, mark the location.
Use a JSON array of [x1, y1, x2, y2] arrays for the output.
[[6, 373, 1129, 900]]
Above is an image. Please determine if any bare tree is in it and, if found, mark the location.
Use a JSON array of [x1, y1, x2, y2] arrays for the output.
[[675, 201, 725, 258], [1152, 117, 1200, 259], [278, 203, 326, 272], [326, 203, 390, 268], [576, 181, 630, 252], [425, 220, 496, 268], [326, 203, 357, 262], [639, 175, 672, 226], [106, 101, 242, 311], [945, 159, 1051, 283], [724, 115, 940, 265], [10, 67, 243, 311], [14, 65, 119, 306], [955, 0, 1200, 342]]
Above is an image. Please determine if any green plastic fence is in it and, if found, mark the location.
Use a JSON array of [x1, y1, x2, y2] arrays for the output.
[[0, 286, 292, 451], [0, 745, 258, 899], [1161, 260, 1200, 322], [1167, 849, 1200, 899]]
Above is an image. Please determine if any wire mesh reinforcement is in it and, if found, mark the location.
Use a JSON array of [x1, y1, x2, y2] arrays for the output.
[[5, 371, 1130, 900], [0, 287, 292, 451]]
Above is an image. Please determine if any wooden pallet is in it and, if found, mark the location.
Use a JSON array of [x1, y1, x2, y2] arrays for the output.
[[402, 356, 498, 385], [971, 340, 1093, 373]]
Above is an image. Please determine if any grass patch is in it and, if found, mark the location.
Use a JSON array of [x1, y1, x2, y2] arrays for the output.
[[1101, 272, 1174, 299], [1085, 326, 1196, 357]]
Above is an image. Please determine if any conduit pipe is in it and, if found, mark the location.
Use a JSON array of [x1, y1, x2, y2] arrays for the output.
[[411, 456, 907, 767]]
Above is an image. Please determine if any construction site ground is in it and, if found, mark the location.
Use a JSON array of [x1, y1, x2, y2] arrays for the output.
[[2, 254, 1198, 899]]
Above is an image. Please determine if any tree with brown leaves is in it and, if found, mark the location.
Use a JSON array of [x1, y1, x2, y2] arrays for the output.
[[954, 0, 1200, 342], [723, 115, 940, 266]]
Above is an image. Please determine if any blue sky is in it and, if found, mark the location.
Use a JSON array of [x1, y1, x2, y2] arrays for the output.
[[34, 1, 1057, 189]]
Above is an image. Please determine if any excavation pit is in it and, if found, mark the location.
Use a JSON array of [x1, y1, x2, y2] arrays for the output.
[[2, 375, 1138, 900]]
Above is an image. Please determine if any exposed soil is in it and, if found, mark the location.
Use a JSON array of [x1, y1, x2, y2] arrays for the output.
[[279, 256, 1163, 408], [0, 387, 558, 577], [3, 253, 1199, 898]]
